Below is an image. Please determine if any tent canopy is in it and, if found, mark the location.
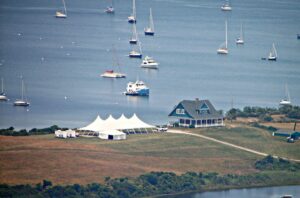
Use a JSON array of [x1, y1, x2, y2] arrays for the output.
[[79, 114, 155, 132]]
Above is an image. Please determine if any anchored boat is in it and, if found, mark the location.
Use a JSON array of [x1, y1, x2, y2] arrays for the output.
[[14, 78, 30, 107], [279, 84, 291, 106], [141, 56, 159, 69], [0, 78, 8, 101], [144, 8, 155, 36], [236, 23, 244, 44], [129, 23, 138, 44], [101, 46, 126, 78], [124, 80, 149, 96], [268, 43, 277, 61], [217, 20, 228, 54], [55, 0, 67, 18], [221, 0, 232, 11], [128, 0, 136, 23], [105, 0, 115, 13]]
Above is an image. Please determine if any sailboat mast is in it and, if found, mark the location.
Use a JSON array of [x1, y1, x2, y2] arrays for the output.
[[240, 24, 243, 40], [62, 0, 67, 16], [225, 20, 228, 48], [139, 42, 142, 54], [133, 0, 136, 19], [21, 79, 24, 100], [286, 84, 291, 102], [1, 78, 3, 93], [149, 8, 154, 31]]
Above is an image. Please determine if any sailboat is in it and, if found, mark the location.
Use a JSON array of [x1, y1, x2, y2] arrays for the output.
[[268, 43, 277, 61], [128, 0, 136, 23], [101, 46, 126, 78], [0, 78, 8, 101], [14, 79, 30, 107], [144, 8, 155, 36], [55, 0, 67, 18], [129, 41, 142, 58], [217, 21, 228, 54], [221, 0, 232, 11], [129, 23, 138, 44], [236, 24, 244, 44], [279, 84, 291, 106], [105, 0, 114, 13]]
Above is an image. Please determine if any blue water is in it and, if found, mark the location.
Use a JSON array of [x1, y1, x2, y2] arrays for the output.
[[0, 0, 300, 129], [165, 185, 300, 198]]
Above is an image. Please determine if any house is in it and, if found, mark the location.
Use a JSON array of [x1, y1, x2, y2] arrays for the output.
[[168, 98, 224, 128]]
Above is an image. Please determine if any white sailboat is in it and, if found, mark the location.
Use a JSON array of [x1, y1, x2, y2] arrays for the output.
[[0, 78, 8, 101], [268, 43, 277, 61], [236, 24, 244, 44], [144, 8, 155, 36], [105, 0, 115, 13], [279, 84, 291, 106], [217, 21, 228, 54], [129, 23, 138, 44], [221, 0, 232, 11], [55, 0, 67, 18], [14, 79, 30, 107], [129, 41, 142, 58], [128, 0, 136, 23], [101, 47, 126, 78]]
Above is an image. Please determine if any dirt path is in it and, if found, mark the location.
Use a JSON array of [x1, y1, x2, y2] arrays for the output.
[[167, 129, 300, 163]]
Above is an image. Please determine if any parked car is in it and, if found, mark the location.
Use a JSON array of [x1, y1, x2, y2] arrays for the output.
[[156, 125, 168, 132]]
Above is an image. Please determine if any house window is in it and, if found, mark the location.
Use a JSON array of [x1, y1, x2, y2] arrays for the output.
[[197, 120, 201, 125], [176, 108, 185, 115], [186, 119, 190, 124], [180, 119, 185, 124], [191, 120, 196, 125]]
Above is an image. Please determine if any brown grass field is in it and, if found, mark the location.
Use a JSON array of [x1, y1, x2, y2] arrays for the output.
[[0, 123, 299, 185]]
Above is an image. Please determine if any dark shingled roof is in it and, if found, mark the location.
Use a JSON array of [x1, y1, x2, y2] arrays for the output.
[[170, 99, 223, 119]]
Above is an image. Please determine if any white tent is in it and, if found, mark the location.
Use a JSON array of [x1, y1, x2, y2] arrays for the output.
[[55, 129, 76, 138], [79, 114, 155, 135], [99, 130, 126, 140]]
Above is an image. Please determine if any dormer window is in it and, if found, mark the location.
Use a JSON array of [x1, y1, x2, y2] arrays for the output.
[[199, 103, 210, 114]]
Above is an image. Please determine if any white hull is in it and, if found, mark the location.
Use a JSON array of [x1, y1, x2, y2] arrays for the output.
[[279, 100, 291, 105], [217, 48, 228, 54], [236, 38, 244, 44], [101, 72, 126, 78], [0, 95, 7, 101], [14, 100, 30, 107], [268, 56, 276, 61], [221, 6, 232, 11], [55, 11, 67, 18], [128, 16, 136, 23], [141, 63, 158, 69]]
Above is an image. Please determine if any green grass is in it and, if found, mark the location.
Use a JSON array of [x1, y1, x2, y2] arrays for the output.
[[190, 125, 300, 160]]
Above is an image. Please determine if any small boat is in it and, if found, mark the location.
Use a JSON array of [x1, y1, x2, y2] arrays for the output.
[[281, 195, 293, 198], [55, 0, 67, 18], [128, 0, 136, 23], [279, 84, 291, 106], [144, 8, 155, 36], [0, 78, 8, 101], [217, 20, 228, 54], [297, 34, 300, 39], [105, 0, 114, 13], [14, 78, 30, 107], [236, 24, 244, 44], [129, 23, 138, 44], [221, 0, 232, 11], [124, 80, 149, 96], [101, 47, 126, 78], [268, 43, 277, 61], [141, 56, 159, 69], [129, 41, 142, 58]]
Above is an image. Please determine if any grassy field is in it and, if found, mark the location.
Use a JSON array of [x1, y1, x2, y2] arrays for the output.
[[0, 123, 299, 185], [191, 122, 300, 160]]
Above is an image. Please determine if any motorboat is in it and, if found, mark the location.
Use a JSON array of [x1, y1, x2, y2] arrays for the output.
[[124, 80, 149, 96], [141, 56, 159, 69]]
